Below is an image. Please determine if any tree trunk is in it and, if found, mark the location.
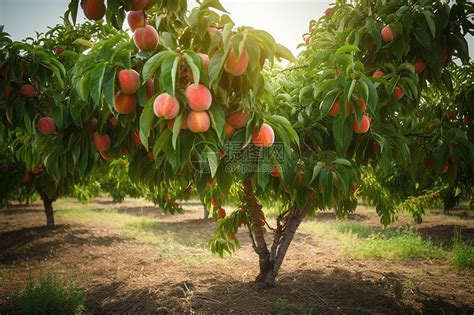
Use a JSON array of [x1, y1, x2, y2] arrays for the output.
[[203, 204, 209, 219], [38, 189, 55, 227]]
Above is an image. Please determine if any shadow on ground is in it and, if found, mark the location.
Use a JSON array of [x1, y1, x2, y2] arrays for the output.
[[0, 225, 124, 264]]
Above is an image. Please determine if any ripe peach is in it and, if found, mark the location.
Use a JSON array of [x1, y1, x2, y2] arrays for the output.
[[381, 25, 393, 43], [217, 207, 226, 218], [145, 78, 155, 99], [446, 111, 456, 121], [211, 198, 220, 207], [372, 70, 384, 78], [131, 129, 142, 146], [146, 151, 154, 161], [54, 47, 64, 55], [20, 84, 35, 98], [464, 115, 472, 126], [414, 60, 426, 74], [271, 164, 280, 177], [197, 53, 210, 70], [393, 86, 404, 100], [93, 132, 111, 151], [81, 0, 106, 20], [324, 7, 333, 16], [118, 69, 140, 94], [166, 116, 187, 131], [357, 96, 366, 112], [185, 84, 212, 111], [372, 140, 381, 155], [127, 11, 146, 32], [109, 115, 118, 127], [225, 111, 250, 129], [153, 93, 180, 119], [131, 0, 151, 10], [187, 111, 210, 133], [85, 117, 98, 134], [224, 122, 235, 138], [304, 35, 310, 45], [208, 27, 219, 35], [424, 155, 434, 169], [328, 101, 340, 117], [133, 25, 159, 52], [438, 161, 449, 174], [352, 115, 370, 134], [252, 123, 275, 147], [37, 117, 56, 135], [22, 172, 30, 183], [225, 49, 249, 76], [114, 92, 137, 114]]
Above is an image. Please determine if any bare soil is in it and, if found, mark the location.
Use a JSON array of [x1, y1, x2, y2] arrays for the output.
[[0, 199, 473, 314]]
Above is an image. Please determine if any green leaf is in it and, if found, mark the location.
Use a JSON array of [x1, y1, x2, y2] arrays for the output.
[[139, 98, 155, 149], [171, 56, 180, 95], [333, 158, 351, 167], [333, 115, 353, 154], [90, 63, 106, 105], [183, 52, 200, 85], [414, 27, 431, 50], [172, 112, 183, 150], [422, 10, 436, 37], [142, 51, 174, 81], [275, 43, 296, 62], [206, 148, 219, 177], [310, 161, 325, 184], [336, 44, 360, 55]]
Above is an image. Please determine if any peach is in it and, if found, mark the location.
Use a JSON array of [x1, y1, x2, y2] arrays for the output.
[[414, 60, 426, 74], [352, 115, 370, 134], [85, 117, 98, 134], [324, 7, 333, 16], [81, 0, 106, 20], [109, 115, 118, 127], [187, 111, 211, 133], [118, 69, 140, 94], [197, 53, 210, 70], [225, 111, 250, 129], [464, 115, 472, 126], [131, 129, 142, 145], [153, 93, 180, 119], [328, 101, 340, 117], [133, 25, 159, 51], [146, 151, 154, 161], [381, 25, 393, 43], [37, 117, 56, 135], [114, 92, 137, 114], [55, 47, 64, 55], [225, 49, 249, 76], [208, 27, 219, 35], [23, 172, 30, 183], [127, 11, 146, 32], [271, 164, 280, 177], [185, 84, 212, 111], [217, 207, 226, 218], [424, 155, 434, 169], [211, 198, 220, 207], [224, 122, 235, 138], [304, 35, 310, 45], [145, 78, 155, 99], [20, 84, 35, 98], [372, 70, 384, 78], [93, 132, 111, 151], [131, 0, 151, 10], [252, 123, 275, 147], [438, 161, 449, 174], [372, 141, 381, 155], [166, 116, 187, 131], [357, 96, 366, 112], [393, 86, 404, 100]]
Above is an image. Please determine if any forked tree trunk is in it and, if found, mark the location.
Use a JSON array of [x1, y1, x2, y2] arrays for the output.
[[243, 180, 310, 287], [38, 189, 55, 227]]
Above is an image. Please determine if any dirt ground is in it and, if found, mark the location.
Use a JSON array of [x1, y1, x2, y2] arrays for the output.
[[0, 198, 473, 314]]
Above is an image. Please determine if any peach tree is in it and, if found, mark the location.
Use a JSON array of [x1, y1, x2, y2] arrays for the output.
[[0, 22, 121, 226]]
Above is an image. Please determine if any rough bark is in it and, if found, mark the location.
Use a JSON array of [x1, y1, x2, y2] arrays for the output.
[[243, 180, 271, 281], [38, 189, 55, 227]]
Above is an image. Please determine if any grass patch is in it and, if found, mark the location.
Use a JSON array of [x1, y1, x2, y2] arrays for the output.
[[342, 229, 446, 260], [0, 274, 86, 315], [0, 268, 5, 279], [452, 242, 474, 269], [335, 221, 374, 238]]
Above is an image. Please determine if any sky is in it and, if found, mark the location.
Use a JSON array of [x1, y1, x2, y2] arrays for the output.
[[0, 0, 472, 57]]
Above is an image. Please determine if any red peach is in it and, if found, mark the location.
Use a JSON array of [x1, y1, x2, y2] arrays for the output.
[[438, 161, 449, 174], [324, 7, 333, 16], [217, 207, 226, 218], [197, 53, 210, 70], [187, 111, 211, 133], [224, 122, 235, 138], [225, 49, 249, 76], [352, 115, 370, 134], [271, 164, 280, 177], [109, 115, 118, 127], [424, 155, 434, 169], [131, 0, 151, 10], [252, 123, 275, 147], [85, 117, 98, 134], [118, 69, 140, 94], [81, 0, 106, 20], [37, 117, 56, 135], [153, 93, 180, 119], [131, 129, 142, 146], [22, 172, 30, 183], [211, 198, 220, 207], [414, 60, 426, 74], [133, 25, 159, 51], [357, 96, 366, 112], [393, 86, 404, 100], [328, 101, 340, 117], [166, 116, 188, 131], [20, 84, 36, 98], [127, 11, 146, 32], [381, 25, 393, 43], [145, 78, 155, 99], [225, 111, 250, 129], [93, 132, 111, 151], [55, 47, 64, 55], [185, 84, 212, 111], [114, 92, 137, 114], [372, 70, 384, 78]]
